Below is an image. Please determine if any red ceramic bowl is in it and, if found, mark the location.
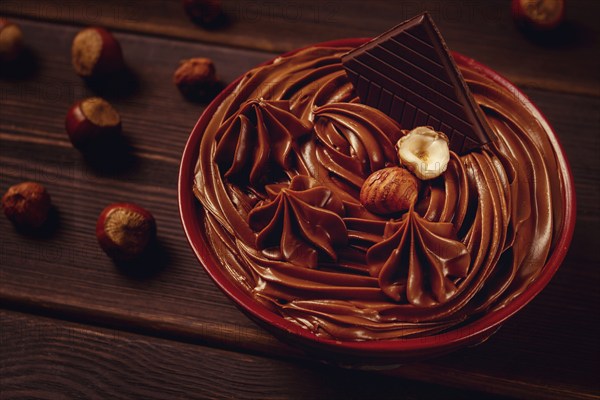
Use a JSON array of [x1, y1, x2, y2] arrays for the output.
[[178, 39, 576, 365]]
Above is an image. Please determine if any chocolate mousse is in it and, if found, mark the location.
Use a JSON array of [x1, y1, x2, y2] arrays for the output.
[[193, 15, 560, 341]]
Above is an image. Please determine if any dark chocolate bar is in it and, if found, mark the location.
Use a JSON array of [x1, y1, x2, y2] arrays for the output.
[[342, 12, 496, 154]]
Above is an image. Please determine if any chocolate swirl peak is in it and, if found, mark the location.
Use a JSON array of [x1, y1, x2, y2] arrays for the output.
[[367, 210, 470, 305], [194, 46, 560, 341], [248, 176, 347, 268], [214, 99, 310, 185]]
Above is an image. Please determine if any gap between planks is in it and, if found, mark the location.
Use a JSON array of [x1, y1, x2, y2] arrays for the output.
[[0, 290, 596, 400], [1, 10, 598, 98]]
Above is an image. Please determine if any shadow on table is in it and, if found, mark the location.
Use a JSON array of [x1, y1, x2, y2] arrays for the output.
[[520, 21, 594, 49], [81, 133, 138, 177], [114, 238, 171, 281], [83, 66, 141, 100], [11, 206, 60, 239], [0, 47, 39, 80]]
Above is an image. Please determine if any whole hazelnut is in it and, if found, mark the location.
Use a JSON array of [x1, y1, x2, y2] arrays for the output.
[[360, 167, 420, 215], [173, 57, 218, 100], [65, 97, 122, 150], [0, 18, 23, 61], [96, 203, 156, 261], [2, 182, 51, 230], [512, 0, 565, 31], [183, 0, 224, 27], [71, 26, 124, 78]]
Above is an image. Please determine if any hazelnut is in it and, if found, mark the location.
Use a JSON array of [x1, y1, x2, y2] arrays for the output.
[[360, 167, 419, 215], [65, 97, 122, 150], [71, 27, 124, 78], [0, 18, 23, 61], [396, 126, 450, 180], [512, 0, 565, 31], [182, 0, 225, 27], [173, 57, 218, 100], [2, 182, 51, 230], [96, 203, 156, 261]]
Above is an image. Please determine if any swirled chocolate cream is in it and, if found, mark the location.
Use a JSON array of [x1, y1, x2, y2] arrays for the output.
[[194, 13, 562, 340]]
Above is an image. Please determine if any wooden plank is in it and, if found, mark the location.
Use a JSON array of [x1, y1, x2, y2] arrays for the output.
[[0, 18, 276, 354], [0, 310, 511, 400], [392, 263, 600, 400], [1, 0, 599, 96], [0, 18, 598, 400]]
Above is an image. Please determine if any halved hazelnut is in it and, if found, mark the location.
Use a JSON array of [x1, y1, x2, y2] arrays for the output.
[[65, 97, 122, 150], [512, 0, 565, 31], [96, 202, 156, 261], [360, 167, 420, 215], [0, 18, 23, 61], [71, 26, 124, 78]]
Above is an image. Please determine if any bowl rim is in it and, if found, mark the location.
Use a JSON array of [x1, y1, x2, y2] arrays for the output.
[[178, 38, 576, 354]]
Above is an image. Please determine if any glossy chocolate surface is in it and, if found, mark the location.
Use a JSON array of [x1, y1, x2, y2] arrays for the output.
[[342, 13, 496, 154], [194, 46, 561, 341]]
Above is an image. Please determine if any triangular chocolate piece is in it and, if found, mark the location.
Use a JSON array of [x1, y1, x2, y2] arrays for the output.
[[342, 12, 496, 154]]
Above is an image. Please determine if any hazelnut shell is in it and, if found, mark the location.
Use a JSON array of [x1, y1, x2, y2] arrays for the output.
[[360, 167, 420, 215], [511, 0, 565, 31], [0, 18, 24, 61], [182, 0, 224, 27], [173, 57, 218, 100], [96, 202, 156, 260], [2, 182, 51, 229], [65, 97, 122, 150], [72, 26, 124, 77]]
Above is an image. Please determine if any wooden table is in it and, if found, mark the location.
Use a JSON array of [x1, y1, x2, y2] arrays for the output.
[[1, 1, 598, 399]]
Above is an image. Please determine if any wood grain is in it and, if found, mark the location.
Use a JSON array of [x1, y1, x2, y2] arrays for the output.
[[1, 310, 514, 400], [0, 14, 598, 400], [1, 18, 275, 349], [1, 0, 599, 96]]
